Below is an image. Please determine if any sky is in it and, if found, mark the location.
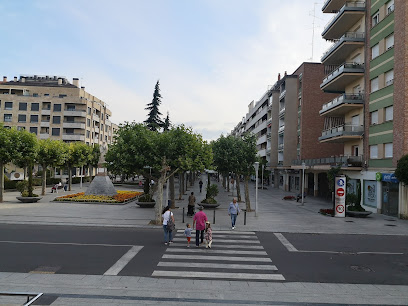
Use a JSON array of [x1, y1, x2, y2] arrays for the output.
[[1, 0, 333, 141]]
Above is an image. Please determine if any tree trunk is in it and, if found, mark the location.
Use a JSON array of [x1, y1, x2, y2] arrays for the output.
[[0, 162, 4, 202], [170, 174, 175, 209], [24, 167, 27, 181], [68, 167, 72, 191], [244, 175, 252, 211], [178, 171, 183, 200], [236, 173, 242, 202], [155, 174, 165, 225], [227, 175, 230, 192], [41, 163, 47, 196], [28, 163, 34, 197], [185, 172, 189, 191]]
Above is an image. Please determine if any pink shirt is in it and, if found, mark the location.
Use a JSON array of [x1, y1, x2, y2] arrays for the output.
[[193, 211, 208, 230]]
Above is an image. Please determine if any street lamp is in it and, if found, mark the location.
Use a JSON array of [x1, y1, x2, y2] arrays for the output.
[[301, 162, 306, 206], [254, 162, 259, 217], [261, 164, 264, 190]]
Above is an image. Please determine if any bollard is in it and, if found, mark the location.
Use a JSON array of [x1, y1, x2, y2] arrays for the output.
[[244, 210, 247, 225], [213, 209, 216, 224], [182, 207, 185, 223]]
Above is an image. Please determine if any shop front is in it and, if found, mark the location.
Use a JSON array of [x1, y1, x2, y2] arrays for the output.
[[376, 172, 399, 217]]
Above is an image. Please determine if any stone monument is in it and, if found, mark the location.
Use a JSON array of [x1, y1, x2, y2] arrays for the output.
[[85, 145, 117, 196]]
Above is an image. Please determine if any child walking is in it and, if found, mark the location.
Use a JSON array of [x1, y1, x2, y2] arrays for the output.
[[205, 221, 213, 249], [184, 223, 192, 247]]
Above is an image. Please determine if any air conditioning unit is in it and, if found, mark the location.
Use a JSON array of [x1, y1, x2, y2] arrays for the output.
[[10, 172, 24, 181]]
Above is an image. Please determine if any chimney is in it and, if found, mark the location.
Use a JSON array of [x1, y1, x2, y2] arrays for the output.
[[284, 71, 287, 76], [73, 78, 79, 87], [58, 78, 62, 85], [81, 86, 85, 90], [3, 76, 7, 82], [278, 73, 281, 81], [21, 77, 26, 83], [14, 76, 17, 82]]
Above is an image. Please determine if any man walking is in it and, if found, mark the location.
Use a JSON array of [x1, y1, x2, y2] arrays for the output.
[[199, 180, 203, 193], [228, 198, 240, 230], [187, 192, 196, 216], [193, 206, 207, 247]]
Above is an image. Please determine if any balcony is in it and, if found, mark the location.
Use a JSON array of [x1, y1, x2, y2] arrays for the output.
[[93, 114, 100, 122], [279, 107, 285, 118], [321, 32, 365, 65], [319, 124, 364, 142], [62, 134, 85, 141], [63, 122, 86, 129], [278, 143, 284, 151], [322, 2, 366, 40], [41, 109, 51, 116], [321, 62, 364, 93], [267, 132, 271, 139], [40, 122, 50, 127], [279, 90, 286, 101], [94, 137, 99, 144], [278, 125, 285, 134], [64, 110, 86, 117], [319, 93, 364, 116], [105, 119, 112, 126], [94, 126, 100, 133], [322, 0, 346, 13], [39, 133, 49, 139], [292, 155, 363, 168]]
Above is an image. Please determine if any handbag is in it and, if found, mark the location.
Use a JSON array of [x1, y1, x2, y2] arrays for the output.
[[167, 212, 175, 231]]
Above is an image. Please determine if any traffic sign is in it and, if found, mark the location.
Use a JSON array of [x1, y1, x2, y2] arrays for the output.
[[336, 205, 344, 213], [336, 187, 344, 197]]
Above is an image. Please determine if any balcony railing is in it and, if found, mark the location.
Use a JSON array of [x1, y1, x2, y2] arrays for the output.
[[320, 93, 364, 114], [278, 143, 284, 150], [321, 62, 364, 90], [321, 32, 365, 62], [319, 124, 364, 141], [292, 155, 363, 167], [279, 90, 286, 100], [279, 107, 286, 117], [278, 125, 285, 133]]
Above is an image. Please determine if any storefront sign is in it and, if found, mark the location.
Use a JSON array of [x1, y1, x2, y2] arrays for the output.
[[376, 172, 399, 183], [335, 176, 346, 218]]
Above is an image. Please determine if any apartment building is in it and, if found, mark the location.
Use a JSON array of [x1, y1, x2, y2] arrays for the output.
[[0, 74, 118, 178]]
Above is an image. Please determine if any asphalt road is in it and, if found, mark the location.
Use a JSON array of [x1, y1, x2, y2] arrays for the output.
[[1, 224, 408, 284]]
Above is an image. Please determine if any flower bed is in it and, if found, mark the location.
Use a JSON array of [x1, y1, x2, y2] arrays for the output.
[[319, 208, 334, 216], [55, 190, 143, 203]]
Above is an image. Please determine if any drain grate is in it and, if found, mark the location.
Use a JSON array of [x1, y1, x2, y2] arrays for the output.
[[385, 224, 397, 227], [350, 265, 373, 272]]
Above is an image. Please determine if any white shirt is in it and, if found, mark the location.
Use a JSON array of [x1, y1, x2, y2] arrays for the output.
[[162, 211, 173, 225]]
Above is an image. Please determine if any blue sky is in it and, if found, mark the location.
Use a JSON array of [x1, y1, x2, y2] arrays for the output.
[[1, 0, 333, 140]]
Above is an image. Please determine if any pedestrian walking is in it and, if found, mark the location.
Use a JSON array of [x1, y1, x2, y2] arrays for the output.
[[199, 180, 203, 193], [228, 198, 240, 230], [205, 221, 213, 249], [193, 206, 207, 247], [162, 206, 174, 245], [184, 223, 192, 247], [187, 192, 196, 216]]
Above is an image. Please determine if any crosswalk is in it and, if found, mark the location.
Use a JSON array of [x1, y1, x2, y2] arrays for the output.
[[152, 230, 285, 281]]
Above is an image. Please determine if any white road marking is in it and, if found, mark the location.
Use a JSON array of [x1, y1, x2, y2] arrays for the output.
[[162, 254, 271, 262], [170, 243, 264, 249], [172, 238, 260, 244], [166, 248, 267, 255], [152, 270, 285, 280], [0, 240, 133, 247], [157, 262, 278, 270], [274, 233, 298, 252], [104, 246, 143, 276], [176, 230, 256, 235]]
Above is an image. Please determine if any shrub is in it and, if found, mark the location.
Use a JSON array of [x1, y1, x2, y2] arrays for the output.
[[138, 193, 154, 202], [46, 177, 61, 185], [16, 180, 29, 195], [206, 184, 219, 199], [4, 180, 18, 189], [201, 198, 217, 204]]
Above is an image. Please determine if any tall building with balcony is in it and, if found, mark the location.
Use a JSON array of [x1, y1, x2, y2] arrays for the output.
[[0, 74, 118, 179]]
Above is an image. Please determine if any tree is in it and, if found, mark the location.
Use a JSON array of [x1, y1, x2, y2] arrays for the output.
[[37, 139, 68, 195], [65, 142, 91, 191], [88, 144, 101, 177], [13, 129, 39, 197], [144, 80, 164, 131], [395, 154, 408, 185], [0, 126, 18, 202], [163, 112, 171, 131]]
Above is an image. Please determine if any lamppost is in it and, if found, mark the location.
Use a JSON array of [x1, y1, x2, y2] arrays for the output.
[[261, 164, 264, 190], [254, 162, 259, 217], [301, 162, 306, 206]]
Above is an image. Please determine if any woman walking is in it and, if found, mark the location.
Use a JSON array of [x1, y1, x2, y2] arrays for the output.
[[162, 206, 175, 245], [228, 198, 240, 230]]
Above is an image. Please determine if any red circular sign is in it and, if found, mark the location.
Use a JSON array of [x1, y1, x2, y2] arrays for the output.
[[336, 205, 344, 213], [336, 188, 344, 197]]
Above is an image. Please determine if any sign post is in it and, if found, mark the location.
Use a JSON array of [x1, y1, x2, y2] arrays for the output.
[[334, 175, 346, 218]]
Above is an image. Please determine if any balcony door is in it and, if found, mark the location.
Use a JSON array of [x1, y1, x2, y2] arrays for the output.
[[351, 115, 360, 131], [352, 145, 359, 156]]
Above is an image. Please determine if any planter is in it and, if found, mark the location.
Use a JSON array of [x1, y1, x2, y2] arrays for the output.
[[16, 197, 42, 203], [200, 203, 220, 209], [346, 210, 372, 218], [136, 201, 156, 208]]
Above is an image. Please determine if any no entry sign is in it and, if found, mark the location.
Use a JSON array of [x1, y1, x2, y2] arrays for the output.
[[334, 176, 346, 218], [336, 188, 344, 197]]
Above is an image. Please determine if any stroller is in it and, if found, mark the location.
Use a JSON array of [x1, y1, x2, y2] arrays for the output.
[[187, 204, 195, 216]]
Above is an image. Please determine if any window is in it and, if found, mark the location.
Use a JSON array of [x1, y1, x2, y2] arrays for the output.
[[385, 105, 393, 121], [372, 11, 379, 26], [18, 114, 26, 122], [351, 115, 360, 127], [31, 103, 39, 111], [66, 105, 75, 111], [371, 111, 378, 125], [30, 127, 38, 134], [385, 69, 394, 86], [87, 118, 91, 127], [370, 145, 378, 159], [101, 124, 104, 131], [105, 135, 108, 142], [386, 34, 394, 50], [43, 102, 51, 110], [387, 0, 395, 14], [58, 94, 67, 98], [88, 107, 91, 115], [371, 77, 379, 92], [385, 143, 393, 158], [44, 93, 49, 97], [52, 128, 60, 136], [30, 115, 38, 123], [19, 102, 27, 111], [33, 93, 38, 97], [54, 104, 61, 112], [17, 126, 25, 131], [5, 102, 13, 110], [52, 116, 61, 124], [86, 130, 90, 138], [105, 126, 108, 132], [371, 44, 379, 59], [4, 114, 12, 122], [65, 128, 74, 134]]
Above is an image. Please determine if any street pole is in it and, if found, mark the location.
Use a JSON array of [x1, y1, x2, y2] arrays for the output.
[[301, 162, 305, 206], [262, 165, 264, 190], [254, 162, 259, 217]]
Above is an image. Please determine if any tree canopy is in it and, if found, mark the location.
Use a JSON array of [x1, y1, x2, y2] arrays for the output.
[[395, 154, 408, 185]]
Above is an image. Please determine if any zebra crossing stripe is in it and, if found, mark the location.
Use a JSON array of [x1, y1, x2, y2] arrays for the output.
[[166, 248, 268, 255], [152, 270, 285, 280], [176, 230, 256, 235], [201, 234, 255, 239], [170, 243, 264, 249], [163, 254, 272, 262], [157, 262, 278, 270], [172, 238, 260, 244]]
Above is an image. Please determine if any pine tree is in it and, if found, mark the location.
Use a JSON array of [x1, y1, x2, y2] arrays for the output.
[[144, 80, 164, 131], [163, 112, 171, 131]]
